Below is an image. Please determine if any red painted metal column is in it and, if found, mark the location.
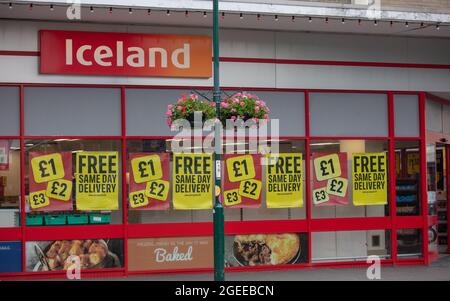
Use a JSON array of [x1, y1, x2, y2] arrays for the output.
[[419, 92, 429, 264], [19, 85, 26, 273], [387, 92, 398, 263], [446, 145, 450, 254], [121, 86, 128, 277], [304, 91, 312, 266]]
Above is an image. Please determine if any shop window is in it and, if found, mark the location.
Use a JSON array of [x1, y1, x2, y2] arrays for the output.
[[24, 139, 123, 226], [0, 86, 20, 136], [25, 239, 123, 272], [309, 92, 388, 137], [126, 139, 306, 224], [312, 230, 391, 262], [310, 140, 389, 218], [126, 139, 211, 224], [238, 140, 306, 221], [397, 229, 422, 258], [395, 140, 421, 216], [126, 88, 192, 137], [394, 95, 419, 137], [24, 87, 121, 136], [0, 139, 21, 227]]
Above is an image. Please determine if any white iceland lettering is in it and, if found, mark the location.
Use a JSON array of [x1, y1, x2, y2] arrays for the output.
[[65, 40, 191, 69]]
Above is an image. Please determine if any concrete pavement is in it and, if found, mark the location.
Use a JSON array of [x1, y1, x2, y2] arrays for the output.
[[107, 255, 450, 281]]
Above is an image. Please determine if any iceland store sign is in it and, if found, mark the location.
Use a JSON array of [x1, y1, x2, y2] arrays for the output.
[[39, 30, 212, 78]]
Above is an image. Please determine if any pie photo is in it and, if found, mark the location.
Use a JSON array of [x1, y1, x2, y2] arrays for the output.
[[233, 233, 301, 266]]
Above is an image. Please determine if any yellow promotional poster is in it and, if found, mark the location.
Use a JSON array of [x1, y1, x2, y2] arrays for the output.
[[266, 153, 303, 208], [172, 153, 213, 210], [75, 152, 119, 210], [29, 152, 73, 212], [406, 152, 420, 175], [352, 152, 387, 206]]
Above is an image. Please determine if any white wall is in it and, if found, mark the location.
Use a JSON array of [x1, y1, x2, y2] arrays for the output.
[[0, 20, 450, 91]]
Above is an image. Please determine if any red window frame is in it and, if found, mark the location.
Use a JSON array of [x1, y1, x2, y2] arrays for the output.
[[0, 83, 427, 279]]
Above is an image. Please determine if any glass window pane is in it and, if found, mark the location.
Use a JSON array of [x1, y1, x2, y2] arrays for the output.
[[394, 95, 419, 137], [24, 139, 123, 226], [24, 87, 121, 136], [312, 230, 391, 262], [309, 93, 388, 137], [397, 229, 423, 259], [0, 87, 20, 136], [311, 140, 389, 218], [395, 140, 421, 216], [0, 139, 21, 227]]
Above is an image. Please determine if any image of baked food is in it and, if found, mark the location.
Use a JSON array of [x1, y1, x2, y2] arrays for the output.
[[233, 233, 301, 266], [32, 239, 122, 271]]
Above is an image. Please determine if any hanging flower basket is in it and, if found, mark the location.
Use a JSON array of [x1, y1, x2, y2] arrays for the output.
[[166, 93, 216, 128], [219, 92, 270, 126]]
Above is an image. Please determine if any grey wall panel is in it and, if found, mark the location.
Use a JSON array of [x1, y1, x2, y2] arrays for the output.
[[126, 88, 192, 136], [394, 95, 420, 137], [25, 87, 121, 136], [248, 91, 305, 136], [309, 92, 388, 137], [0, 87, 20, 136], [426, 100, 443, 133]]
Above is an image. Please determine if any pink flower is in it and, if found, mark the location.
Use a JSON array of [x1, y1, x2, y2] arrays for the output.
[[264, 114, 269, 119], [255, 100, 261, 106], [233, 98, 239, 104], [231, 108, 236, 113], [240, 102, 245, 107], [167, 117, 172, 127], [255, 106, 260, 112], [167, 104, 173, 110], [166, 110, 172, 117], [177, 99, 183, 105], [221, 102, 229, 108], [177, 105, 184, 111], [231, 116, 237, 121], [211, 102, 216, 107], [190, 93, 198, 100]]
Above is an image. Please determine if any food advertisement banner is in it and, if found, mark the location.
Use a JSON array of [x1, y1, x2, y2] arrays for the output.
[[75, 152, 119, 211], [312, 152, 349, 206], [29, 152, 73, 212], [265, 153, 303, 208], [172, 153, 213, 210], [129, 153, 170, 211], [0, 140, 10, 171], [352, 152, 388, 206], [223, 154, 262, 208], [225, 233, 308, 267], [26, 239, 123, 272], [127, 237, 213, 271]]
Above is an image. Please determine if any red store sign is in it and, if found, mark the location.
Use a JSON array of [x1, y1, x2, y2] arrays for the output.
[[39, 30, 212, 78]]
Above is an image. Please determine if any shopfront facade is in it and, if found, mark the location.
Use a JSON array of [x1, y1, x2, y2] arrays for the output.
[[0, 17, 450, 279]]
